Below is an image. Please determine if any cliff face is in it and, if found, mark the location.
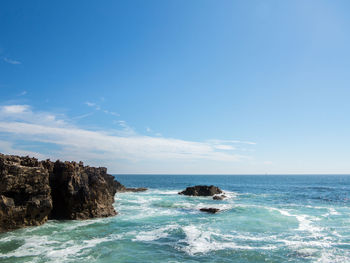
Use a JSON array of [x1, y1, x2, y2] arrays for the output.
[[0, 155, 52, 232], [48, 161, 117, 220], [0, 154, 120, 232]]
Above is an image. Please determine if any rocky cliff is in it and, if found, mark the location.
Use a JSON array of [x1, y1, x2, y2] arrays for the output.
[[0, 154, 121, 232], [0, 155, 52, 232], [47, 160, 118, 220]]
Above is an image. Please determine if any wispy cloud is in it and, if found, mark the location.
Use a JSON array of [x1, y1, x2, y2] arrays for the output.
[[71, 112, 94, 120], [103, 110, 119, 116], [0, 105, 66, 126], [214, 144, 235, 150], [0, 104, 254, 172], [1, 105, 30, 114], [3, 57, 21, 65], [145, 126, 162, 137], [207, 139, 257, 145], [85, 101, 119, 116], [114, 120, 136, 135], [85, 101, 97, 107]]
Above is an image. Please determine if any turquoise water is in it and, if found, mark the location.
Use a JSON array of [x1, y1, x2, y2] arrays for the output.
[[1, 175, 350, 262]]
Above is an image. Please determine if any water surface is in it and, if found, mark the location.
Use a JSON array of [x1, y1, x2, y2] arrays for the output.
[[1, 175, 349, 263]]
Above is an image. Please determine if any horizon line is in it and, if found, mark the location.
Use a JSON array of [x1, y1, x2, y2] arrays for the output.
[[111, 173, 350, 176]]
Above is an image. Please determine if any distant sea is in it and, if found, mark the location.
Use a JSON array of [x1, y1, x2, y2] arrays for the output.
[[1, 175, 350, 263]]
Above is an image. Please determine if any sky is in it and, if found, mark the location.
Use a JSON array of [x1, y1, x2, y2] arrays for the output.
[[0, 0, 350, 174]]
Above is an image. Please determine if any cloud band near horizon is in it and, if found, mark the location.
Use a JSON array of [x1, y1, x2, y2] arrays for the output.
[[0, 104, 255, 173]]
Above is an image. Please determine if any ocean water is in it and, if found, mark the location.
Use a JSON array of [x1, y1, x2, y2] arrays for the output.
[[1, 175, 350, 263]]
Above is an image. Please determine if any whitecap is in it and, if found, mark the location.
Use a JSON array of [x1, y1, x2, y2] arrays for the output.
[[0, 232, 122, 262], [147, 189, 181, 195], [270, 207, 324, 236], [178, 225, 276, 255], [132, 225, 178, 242]]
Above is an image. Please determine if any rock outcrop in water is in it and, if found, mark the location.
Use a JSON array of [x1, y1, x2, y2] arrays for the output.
[[116, 185, 148, 193], [0, 154, 123, 232], [199, 208, 220, 214], [213, 194, 226, 200], [113, 180, 147, 193], [178, 185, 223, 196]]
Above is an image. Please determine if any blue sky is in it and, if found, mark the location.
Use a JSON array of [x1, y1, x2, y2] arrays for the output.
[[1, 0, 350, 174]]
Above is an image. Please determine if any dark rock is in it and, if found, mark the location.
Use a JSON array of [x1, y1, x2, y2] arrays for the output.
[[213, 195, 226, 200], [114, 181, 128, 192], [124, 187, 148, 192], [48, 160, 118, 220], [118, 187, 148, 193], [0, 154, 52, 232], [113, 179, 148, 193], [199, 208, 220, 214], [178, 185, 223, 196], [0, 153, 124, 232]]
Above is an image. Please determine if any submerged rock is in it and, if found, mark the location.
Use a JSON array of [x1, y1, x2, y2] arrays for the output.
[[213, 195, 226, 200], [178, 185, 223, 196], [0, 154, 52, 232], [199, 208, 220, 214], [0, 153, 125, 232]]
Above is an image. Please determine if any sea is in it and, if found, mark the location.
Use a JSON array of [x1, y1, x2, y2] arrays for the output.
[[0, 174, 350, 263]]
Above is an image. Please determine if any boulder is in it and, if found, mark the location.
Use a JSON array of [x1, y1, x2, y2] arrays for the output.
[[213, 195, 226, 200], [178, 185, 223, 196], [200, 208, 220, 214]]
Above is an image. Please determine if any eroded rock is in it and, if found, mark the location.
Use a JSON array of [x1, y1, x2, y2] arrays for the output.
[[0, 154, 52, 232], [0, 154, 124, 232], [178, 185, 223, 196], [48, 160, 118, 220]]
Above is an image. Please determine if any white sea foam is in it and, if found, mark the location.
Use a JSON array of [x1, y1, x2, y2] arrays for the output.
[[322, 207, 340, 217], [270, 207, 324, 237], [178, 225, 276, 255], [121, 204, 184, 220], [226, 233, 277, 242], [282, 238, 333, 249], [222, 190, 239, 198], [63, 218, 108, 231], [316, 249, 350, 263], [43, 236, 114, 262], [147, 189, 181, 195], [0, 232, 122, 262], [0, 235, 60, 258], [132, 225, 178, 242], [295, 247, 318, 257]]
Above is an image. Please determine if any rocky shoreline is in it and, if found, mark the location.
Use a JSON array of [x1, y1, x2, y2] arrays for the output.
[[0, 153, 225, 233], [0, 153, 140, 232]]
